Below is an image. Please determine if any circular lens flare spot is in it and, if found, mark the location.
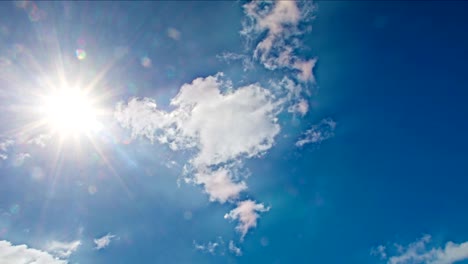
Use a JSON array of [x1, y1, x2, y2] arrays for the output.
[[88, 185, 97, 195], [9, 204, 20, 215], [75, 49, 86, 60], [141, 56, 151, 68]]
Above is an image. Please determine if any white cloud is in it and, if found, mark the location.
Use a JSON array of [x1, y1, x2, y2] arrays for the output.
[[224, 200, 270, 240], [13, 153, 31, 166], [244, 1, 301, 58], [114, 97, 170, 143], [219, 1, 316, 117], [0, 140, 32, 165], [170, 75, 281, 167], [167, 27, 181, 41], [191, 166, 247, 204], [0, 139, 14, 152], [0, 240, 67, 264], [216, 52, 254, 71], [115, 1, 321, 242], [288, 99, 309, 116], [194, 238, 242, 256], [293, 58, 317, 82], [296, 118, 336, 147], [241, 1, 316, 82], [371, 245, 387, 259], [0, 139, 14, 160], [115, 75, 281, 166], [94, 234, 116, 250], [46, 240, 80, 258], [373, 234, 468, 264], [27, 134, 51, 147], [269, 76, 310, 116], [229, 240, 242, 256], [115, 74, 281, 205], [433, 241, 468, 264], [193, 238, 223, 255]]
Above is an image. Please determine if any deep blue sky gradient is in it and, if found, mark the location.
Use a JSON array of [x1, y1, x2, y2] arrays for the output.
[[0, 1, 468, 263]]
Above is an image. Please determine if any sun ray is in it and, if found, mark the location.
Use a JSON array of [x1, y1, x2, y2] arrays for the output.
[[87, 136, 133, 199]]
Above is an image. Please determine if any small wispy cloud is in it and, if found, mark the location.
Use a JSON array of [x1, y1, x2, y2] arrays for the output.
[[372, 234, 468, 264], [27, 133, 51, 147], [241, 1, 316, 82], [370, 245, 387, 260], [0, 240, 67, 264], [224, 200, 270, 241], [167, 27, 181, 41], [0, 139, 14, 152], [219, 1, 317, 118], [271, 76, 310, 116], [0, 140, 32, 165], [13, 152, 31, 167], [194, 238, 243, 257], [216, 52, 254, 71], [229, 240, 242, 256], [94, 233, 116, 250], [0, 139, 14, 160], [296, 118, 336, 147], [193, 237, 224, 255], [46, 240, 81, 258], [288, 99, 309, 116]]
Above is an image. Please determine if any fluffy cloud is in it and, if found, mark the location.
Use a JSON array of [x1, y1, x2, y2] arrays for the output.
[[170, 75, 280, 167], [373, 234, 468, 264], [114, 97, 170, 143], [115, 74, 281, 205], [0, 240, 67, 264], [115, 0, 321, 241], [115, 75, 281, 163], [296, 118, 336, 147], [46, 240, 80, 258], [241, 1, 316, 82], [228, 240, 242, 256], [224, 200, 270, 240], [192, 166, 247, 204], [94, 234, 116, 250]]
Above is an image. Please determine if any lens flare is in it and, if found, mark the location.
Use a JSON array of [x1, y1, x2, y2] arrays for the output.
[[75, 49, 87, 60], [141, 56, 152, 68], [39, 88, 102, 136]]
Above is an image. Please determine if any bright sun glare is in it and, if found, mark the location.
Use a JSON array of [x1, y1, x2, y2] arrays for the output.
[[40, 88, 102, 136]]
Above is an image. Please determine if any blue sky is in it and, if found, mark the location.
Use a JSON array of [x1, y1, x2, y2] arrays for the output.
[[1, 1, 468, 264]]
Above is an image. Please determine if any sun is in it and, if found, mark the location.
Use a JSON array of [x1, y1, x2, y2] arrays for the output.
[[40, 88, 102, 136]]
